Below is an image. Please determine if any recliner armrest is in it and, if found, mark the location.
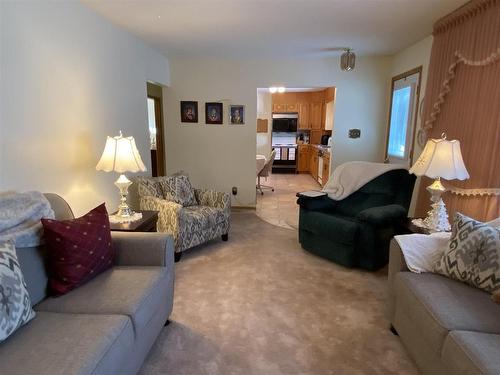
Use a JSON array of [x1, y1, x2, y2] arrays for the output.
[[357, 204, 407, 226], [297, 195, 337, 212]]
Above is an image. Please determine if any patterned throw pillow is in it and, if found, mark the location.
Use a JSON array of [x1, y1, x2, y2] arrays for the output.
[[434, 213, 500, 293], [160, 175, 197, 207], [0, 240, 36, 342], [41, 204, 115, 295], [175, 175, 197, 206], [159, 176, 180, 203], [136, 177, 163, 199]]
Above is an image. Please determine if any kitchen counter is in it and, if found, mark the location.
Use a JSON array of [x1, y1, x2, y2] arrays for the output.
[[298, 143, 331, 155]]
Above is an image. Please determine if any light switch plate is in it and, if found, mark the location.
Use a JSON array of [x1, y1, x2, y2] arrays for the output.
[[349, 129, 361, 138]]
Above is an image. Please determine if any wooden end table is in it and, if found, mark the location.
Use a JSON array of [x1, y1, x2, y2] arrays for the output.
[[109, 210, 159, 232], [400, 217, 433, 235]]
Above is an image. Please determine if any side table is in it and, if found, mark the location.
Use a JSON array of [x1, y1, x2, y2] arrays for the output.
[[109, 211, 159, 232], [399, 217, 432, 235]]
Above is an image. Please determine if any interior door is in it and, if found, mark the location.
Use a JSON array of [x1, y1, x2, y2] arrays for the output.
[[385, 69, 421, 165]]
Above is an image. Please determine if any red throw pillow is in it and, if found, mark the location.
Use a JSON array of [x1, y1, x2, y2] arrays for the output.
[[41, 203, 115, 295]]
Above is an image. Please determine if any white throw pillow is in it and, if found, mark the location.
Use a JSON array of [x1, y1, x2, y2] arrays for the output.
[[0, 240, 36, 341]]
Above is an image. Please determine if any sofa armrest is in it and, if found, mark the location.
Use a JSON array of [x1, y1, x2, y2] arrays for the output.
[[357, 204, 407, 226], [387, 239, 409, 323], [194, 189, 230, 213], [297, 195, 337, 212], [112, 231, 174, 267], [140, 196, 182, 235]]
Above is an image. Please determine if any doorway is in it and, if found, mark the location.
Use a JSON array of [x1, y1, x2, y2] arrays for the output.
[[146, 82, 166, 177], [255, 87, 336, 229], [385, 67, 422, 166]]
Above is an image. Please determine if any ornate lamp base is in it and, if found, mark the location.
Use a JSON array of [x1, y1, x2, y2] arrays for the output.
[[412, 178, 451, 232], [114, 174, 138, 220]]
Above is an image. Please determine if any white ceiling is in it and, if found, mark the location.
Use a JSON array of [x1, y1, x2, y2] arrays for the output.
[[82, 0, 467, 59]]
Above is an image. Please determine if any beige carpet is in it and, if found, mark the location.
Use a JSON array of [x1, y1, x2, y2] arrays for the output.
[[140, 210, 418, 375]]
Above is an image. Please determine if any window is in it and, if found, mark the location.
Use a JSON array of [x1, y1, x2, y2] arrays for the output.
[[147, 98, 157, 150], [385, 68, 422, 165]]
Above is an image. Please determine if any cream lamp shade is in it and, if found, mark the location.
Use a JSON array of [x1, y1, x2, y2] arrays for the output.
[[96, 131, 146, 173], [409, 133, 469, 232], [409, 134, 469, 180], [96, 131, 146, 220]]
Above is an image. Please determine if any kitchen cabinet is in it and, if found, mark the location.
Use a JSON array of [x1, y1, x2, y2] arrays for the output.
[[272, 103, 287, 112], [309, 130, 322, 145], [298, 103, 310, 129], [297, 145, 309, 172], [272, 103, 298, 113], [310, 148, 319, 181], [310, 102, 323, 130], [322, 153, 330, 186]]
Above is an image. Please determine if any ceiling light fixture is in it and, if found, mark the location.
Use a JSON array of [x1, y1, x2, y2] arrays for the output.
[[340, 48, 356, 71], [269, 87, 285, 93]]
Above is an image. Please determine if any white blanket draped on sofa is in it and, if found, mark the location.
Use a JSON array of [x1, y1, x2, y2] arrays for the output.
[[322, 161, 408, 200], [0, 191, 54, 247]]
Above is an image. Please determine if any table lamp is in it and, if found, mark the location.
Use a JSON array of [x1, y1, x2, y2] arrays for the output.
[[96, 131, 146, 220], [409, 133, 469, 232]]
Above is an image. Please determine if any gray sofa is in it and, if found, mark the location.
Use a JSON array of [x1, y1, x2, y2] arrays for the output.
[[0, 194, 175, 375], [388, 239, 500, 375]]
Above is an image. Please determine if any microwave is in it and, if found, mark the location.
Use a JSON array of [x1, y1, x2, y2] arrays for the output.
[[272, 114, 298, 132]]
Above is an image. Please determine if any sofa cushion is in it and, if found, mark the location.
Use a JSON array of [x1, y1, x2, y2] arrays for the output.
[[299, 210, 359, 245], [35, 266, 168, 334], [182, 206, 226, 231], [394, 272, 500, 355], [442, 331, 500, 375], [435, 213, 500, 293], [41, 203, 115, 295], [0, 311, 133, 375], [0, 240, 36, 342]]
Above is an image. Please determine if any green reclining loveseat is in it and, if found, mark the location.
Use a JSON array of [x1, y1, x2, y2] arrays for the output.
[[298, 169, 415, 270]]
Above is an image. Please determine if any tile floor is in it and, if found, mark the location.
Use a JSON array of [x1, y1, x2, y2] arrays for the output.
[[256, 172, 320, 229]]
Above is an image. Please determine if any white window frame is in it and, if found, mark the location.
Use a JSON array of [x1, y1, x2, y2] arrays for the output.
[[385, 67, 422, 166]]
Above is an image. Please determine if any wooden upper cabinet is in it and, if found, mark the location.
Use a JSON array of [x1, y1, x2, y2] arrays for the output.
[[298, 103, 310, 129], [310, 102, 323, 130], [272, 103, 286, 112], [286, 103, 299, 112]]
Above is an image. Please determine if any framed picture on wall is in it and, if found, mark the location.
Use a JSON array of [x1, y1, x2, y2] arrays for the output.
[[205, 102, 223, 124], [229, 105, 245, 125], [180, 101, 198, 123]]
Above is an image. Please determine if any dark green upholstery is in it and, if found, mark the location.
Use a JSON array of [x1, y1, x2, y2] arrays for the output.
[[298, 169, 416, 270]]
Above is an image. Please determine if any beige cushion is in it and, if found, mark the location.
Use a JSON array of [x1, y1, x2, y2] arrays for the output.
[[36, 266, 169, 333], [442, 331, 500, 375], [0, 311, 133, 375], [394, 272, 500, 354]]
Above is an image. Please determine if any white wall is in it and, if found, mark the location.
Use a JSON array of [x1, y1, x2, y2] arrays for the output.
[[256, 90, 272, 157], [389, 35, 433, 215], [164, 56, 391, 207], [0, 2, 170, 215]]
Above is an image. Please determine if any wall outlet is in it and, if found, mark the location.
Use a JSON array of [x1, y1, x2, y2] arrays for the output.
[[232, 187, 238, 195], [348, 129, 361, 138]]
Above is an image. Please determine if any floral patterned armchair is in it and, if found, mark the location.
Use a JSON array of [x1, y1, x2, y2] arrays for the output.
[[135, 174, 230, 260]]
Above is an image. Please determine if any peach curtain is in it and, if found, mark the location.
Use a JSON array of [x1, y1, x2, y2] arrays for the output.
[[415, 0, 500, 221]]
